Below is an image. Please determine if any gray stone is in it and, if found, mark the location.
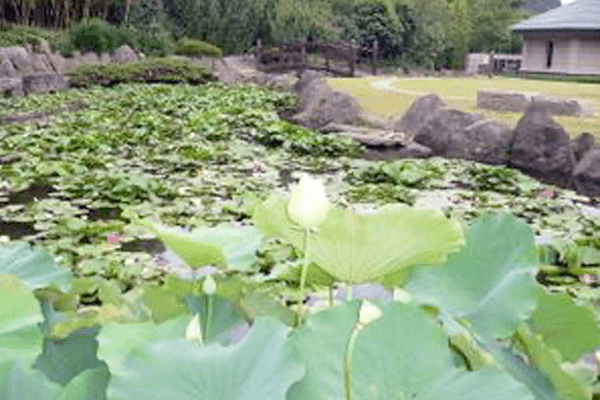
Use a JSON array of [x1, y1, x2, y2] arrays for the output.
[[0, 77, 24, 96], [572, 148, 600, 197], [446, 119, 514, 165], [413, 108, 483, 156], [112, 45, 138, 63], [572, 133, 595, 163], [0, 47, 54, 75], [392, 94, 446, 138], [363, 142, 433, 160], [532, 96, 582, 116], [509, 103, 575, 187], [29, 53, 56, 73], [477, 90, 530, 113], [0, 59, 17, 78], [22, 73, 68, 94]]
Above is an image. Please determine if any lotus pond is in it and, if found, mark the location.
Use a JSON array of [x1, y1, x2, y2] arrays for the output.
[[1, 82, 600, 399]]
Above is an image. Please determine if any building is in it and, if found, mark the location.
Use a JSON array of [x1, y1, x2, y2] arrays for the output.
[[512, 0, 600, 75]]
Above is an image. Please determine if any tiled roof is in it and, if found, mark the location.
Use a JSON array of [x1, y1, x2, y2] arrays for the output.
[[513, 0, 600, 31]]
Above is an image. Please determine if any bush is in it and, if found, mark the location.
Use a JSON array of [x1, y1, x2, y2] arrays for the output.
[[175, 37, 222, 58], [68, 57, 216, 87], [0, 25, 63, 51], [61, 19, 137, 56]]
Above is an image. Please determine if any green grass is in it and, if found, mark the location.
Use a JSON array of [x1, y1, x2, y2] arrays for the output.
[[327, 76, 600, 138]]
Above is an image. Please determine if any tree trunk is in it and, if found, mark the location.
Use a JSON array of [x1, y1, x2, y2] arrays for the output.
[[82, 0, 90, 19]]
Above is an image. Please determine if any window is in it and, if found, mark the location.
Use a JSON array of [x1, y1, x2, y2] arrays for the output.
[[546, 41, 554, 68]]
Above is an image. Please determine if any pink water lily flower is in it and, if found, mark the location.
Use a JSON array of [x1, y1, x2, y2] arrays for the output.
[[539, 190, 554, 199], [107, 234, 121, 243]]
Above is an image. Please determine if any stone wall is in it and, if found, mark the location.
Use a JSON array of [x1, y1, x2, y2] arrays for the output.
[[0, 41, 140, 97]]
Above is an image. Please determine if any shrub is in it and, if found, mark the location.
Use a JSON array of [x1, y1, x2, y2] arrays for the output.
[[0, 25, 63, 51], [61, 19, 138, 56], [175, 37, 222, 58], [68, 57, 216, 87]]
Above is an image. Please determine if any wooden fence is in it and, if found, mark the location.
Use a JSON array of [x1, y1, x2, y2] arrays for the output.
[[254, 39, 378, 77]]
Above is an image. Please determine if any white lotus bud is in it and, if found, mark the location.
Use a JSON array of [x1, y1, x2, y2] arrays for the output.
[[358, 300, 383, 327], [287, 174, 330, 229], [185, 313, 203, 343], [393, 288, 413, 303], [202, 275, 217, 295]]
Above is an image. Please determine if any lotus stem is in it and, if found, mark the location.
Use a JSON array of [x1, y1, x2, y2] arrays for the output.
[[205, 294, 213, 341], [299, 227, 310, 294], [344, 326, 361, 400], [329, 284, 334, 307]]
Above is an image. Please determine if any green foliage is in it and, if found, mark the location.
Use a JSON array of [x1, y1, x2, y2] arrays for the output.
[[61, 19, 137, 56], [68, 58, 215, 87], [175, 37, 222, 58], [0, 25, 63, 51]]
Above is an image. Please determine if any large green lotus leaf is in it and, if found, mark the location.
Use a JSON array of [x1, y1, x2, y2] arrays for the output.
[[253, 194, 465, 283], [0, 243, 71, 291], [32, 326, 109, 386], [531, 290, 600, 363], [288, 301, 534, 400], [152, 223, 262, 271], [0, 361, 108, 400], [406, 212, 541, 339], [0, 360, 61, 400], [97, 315, 189, 376], [0, 275, 44, 362], [517, 324, 592, 400], [107, 317, 305, 400]]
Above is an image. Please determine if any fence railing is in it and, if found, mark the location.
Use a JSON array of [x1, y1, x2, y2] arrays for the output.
[[254, 39, 378, 77]]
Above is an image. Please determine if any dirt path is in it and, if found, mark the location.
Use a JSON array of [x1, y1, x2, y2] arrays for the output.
[[370, 77, 475, 101]]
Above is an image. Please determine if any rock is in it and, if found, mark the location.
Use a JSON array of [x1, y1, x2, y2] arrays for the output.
[[572, 132, 595, 163], [509, 103, 575, 187], [363, 142, 433, 160], [256, 72, 298, 91], [112, 45, 138, 63], [476, 90, 530, 113], [413, 108, 483, 156], [100, 53, 111, 64], [0, 59, 17, 78], [445, 119, 514, 165], [290, 76, 361, 130], [572, 148, 600, 197], [77, 52, 101, 65], [0, 77, 24, 96], [293, 69, 324, 97], [392, 94, 446, 138], [335, 130, 408, 148], [0, 47, 54, 74], [532, 96, 582, 116], [22, 73, 68, 94]]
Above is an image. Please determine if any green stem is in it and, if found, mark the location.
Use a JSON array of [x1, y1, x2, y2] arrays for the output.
[[344, 327, 361, 400], [205, 294, 213, 342], [329, 284, 334, 307], [346, 282, 352, 302], [299, 227, 310, 294]]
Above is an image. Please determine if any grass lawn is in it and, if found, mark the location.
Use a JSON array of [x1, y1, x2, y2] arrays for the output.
[[327, 75, 600, 138]]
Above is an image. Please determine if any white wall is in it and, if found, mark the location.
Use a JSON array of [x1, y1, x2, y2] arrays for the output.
[[520, 32, 600, 75]]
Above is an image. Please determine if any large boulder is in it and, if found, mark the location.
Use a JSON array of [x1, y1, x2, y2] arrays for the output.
[[572, 132, 595, 164], [0, 47, 54, 75], [532, 96, 582, 116], [509, 103, 575, 187], [0, 59, 17, 78], [255, 72, 299, 91], [572, 148, 600, 197], [22, 74, 68, 94], [413, 108, 483, 156], [476, 90, 530, 113], [290, 74, 361, 130], [445, 119, 514, 165], [0, 77, 24, 96], [392, 94, 446, 138], [112, 45, 138, 63]]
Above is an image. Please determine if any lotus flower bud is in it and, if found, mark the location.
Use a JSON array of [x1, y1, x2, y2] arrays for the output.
[[185, 313, 203, 343], [358, 300, 383, 328], [287, 174, 330, 229], [202, 275, 217, 295]]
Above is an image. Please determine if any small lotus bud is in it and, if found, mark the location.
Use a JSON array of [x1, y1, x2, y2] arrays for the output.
[[358, 300, 383, 327], [185, 313, 203, 343], [202, 275, 217, 295], [287, 174, 331, 229], [393, 288, 413, 303]]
